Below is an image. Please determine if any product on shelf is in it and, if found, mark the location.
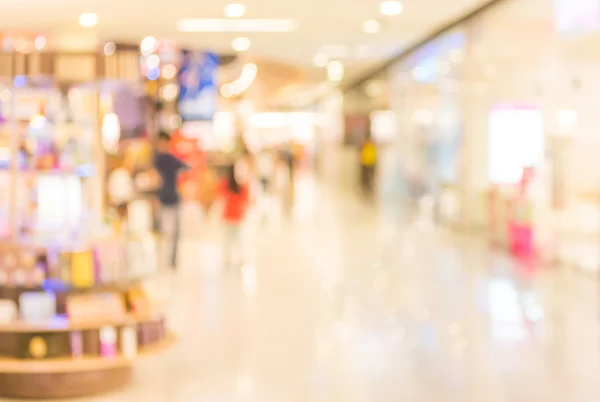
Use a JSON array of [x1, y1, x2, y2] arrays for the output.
[[66, 293, 126, 323], [126, 285, 150, 315], [120, 326, 137, 358], [18, 292, 56, 322], [0, 300, 17, 323], [0, 84, 172, 400], [99, 326, 117, 357], [69, 330, 83, 358], [70, 250, 95, 288]]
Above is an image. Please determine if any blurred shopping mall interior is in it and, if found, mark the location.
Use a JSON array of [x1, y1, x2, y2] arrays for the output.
[[1, 0, 600, 400]]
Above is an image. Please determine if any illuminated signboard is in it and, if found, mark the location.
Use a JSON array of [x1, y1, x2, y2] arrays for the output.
[[554, 0, 600, 34]]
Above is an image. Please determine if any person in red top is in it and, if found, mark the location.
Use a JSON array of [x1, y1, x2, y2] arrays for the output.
[[220, 162, 249, 268]]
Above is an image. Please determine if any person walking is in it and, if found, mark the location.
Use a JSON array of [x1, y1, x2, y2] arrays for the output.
[[153, 131, 188, 269], [360, 136, 377, 195], [219, 162, 250, 269]]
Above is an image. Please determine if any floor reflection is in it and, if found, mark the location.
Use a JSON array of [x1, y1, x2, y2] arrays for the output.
[[69, 176, 600, 402]]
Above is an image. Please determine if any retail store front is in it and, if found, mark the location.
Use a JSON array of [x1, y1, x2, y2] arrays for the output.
[[387, 0, 600, 271]]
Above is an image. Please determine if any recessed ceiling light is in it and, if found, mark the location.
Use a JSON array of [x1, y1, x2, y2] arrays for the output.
[[327, 61, 344, 82], [221, 84, 234, 98], [177, 19, 296, 32], [363, 19, 381, 34], [225, 3, 246, 18], [313, 53, 328, 68], [79, 13, 98, 27], [379, 1, 404, 16], [231, 37, 251, 52]]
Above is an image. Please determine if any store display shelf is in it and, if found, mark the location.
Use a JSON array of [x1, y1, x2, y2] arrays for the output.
[[0, 274, 159, 293], [0, 312, 165, 333], [0, 333, 176, 374]]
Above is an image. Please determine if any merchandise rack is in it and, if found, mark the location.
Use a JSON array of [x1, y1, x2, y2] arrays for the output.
[[0, 84, 174, 399]]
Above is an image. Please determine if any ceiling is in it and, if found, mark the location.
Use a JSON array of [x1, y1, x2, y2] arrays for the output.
[[0, 0, 494, 84]]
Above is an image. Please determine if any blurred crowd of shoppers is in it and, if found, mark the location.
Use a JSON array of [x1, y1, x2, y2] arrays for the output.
[[106, 129, 300, 271]]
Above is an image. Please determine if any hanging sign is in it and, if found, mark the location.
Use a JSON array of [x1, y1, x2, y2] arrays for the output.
[[177, 51, 219, 122]]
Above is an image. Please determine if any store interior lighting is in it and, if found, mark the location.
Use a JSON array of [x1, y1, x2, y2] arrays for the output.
[[379, 0, 404, 16], [177, 19, 297, 32], [231, 37, 251, 52], [225, 3, 247, 18], [161, 64, 177, 80], [160, 84, 179, 102], [221, 63, 258, 98], [327, 61, 344, 82], [34, 36, 46, 51], [78, 13, 98, 27], [146, 54, 160, 69], [101, 112, 121, 153], [140, 36, 158, 56], [488, 106, 544, 184]]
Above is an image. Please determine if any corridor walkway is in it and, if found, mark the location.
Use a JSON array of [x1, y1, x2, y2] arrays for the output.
[[61, 176, 600, 402]]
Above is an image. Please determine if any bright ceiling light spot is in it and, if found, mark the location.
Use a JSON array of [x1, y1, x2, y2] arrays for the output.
[[313, 53, 328, 68], [242, 62, 258, 77], [223, 63, 258, 97], [177, 18, 296, 32], [231, 37, 251, 52], [146, 54, 160, 69], [221, 84, 234, 98], [363, 19, 381, 34], [327, 61, 344, 82], [79, 13, 98, 27], [140, 36, 158, 56], [34, 36, 46, 51], [225, 3, 246, 18], [103, 42, 116, 56], [380, 1, 404, 16], [161, 64, 177, 80]]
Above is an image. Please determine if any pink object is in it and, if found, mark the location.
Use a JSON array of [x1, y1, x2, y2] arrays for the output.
[[99, 327, 117, 357], [509, 222, 533, 257]]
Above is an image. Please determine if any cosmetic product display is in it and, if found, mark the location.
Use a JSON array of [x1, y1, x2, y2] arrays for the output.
[[0, 86, 173, 399]]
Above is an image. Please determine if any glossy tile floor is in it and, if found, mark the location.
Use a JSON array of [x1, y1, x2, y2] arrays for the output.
[[17, 175, 600, 401]]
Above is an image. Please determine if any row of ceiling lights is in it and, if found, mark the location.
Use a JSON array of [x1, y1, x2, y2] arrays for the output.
[[363, 0, 404, 34], [224, 3, 252, 52], [313, 0, 404, 83], [77, 6, 252, 53]]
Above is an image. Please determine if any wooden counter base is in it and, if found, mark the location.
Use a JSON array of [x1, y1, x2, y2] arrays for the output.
[[0, 365, 133, 399]]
